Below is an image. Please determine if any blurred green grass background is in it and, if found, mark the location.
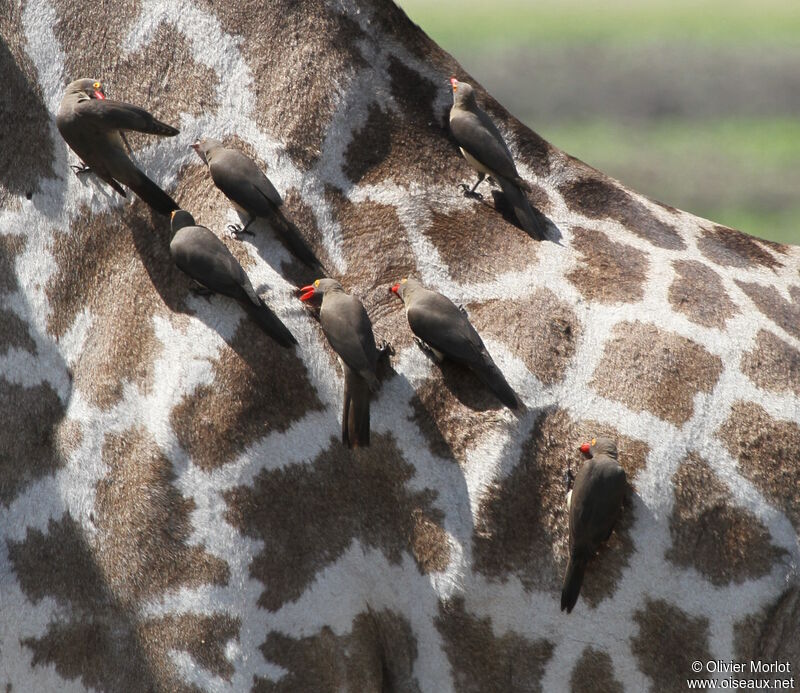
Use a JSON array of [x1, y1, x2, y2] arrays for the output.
[[397, 0, 800, 244]]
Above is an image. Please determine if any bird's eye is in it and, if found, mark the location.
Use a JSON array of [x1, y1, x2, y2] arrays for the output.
[[591, 438, 596, 446], [400, 278, 407, 284], [314, 279, 320, 287], [93, 82, 100, 89]]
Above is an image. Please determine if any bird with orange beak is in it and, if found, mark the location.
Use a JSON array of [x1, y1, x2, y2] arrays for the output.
[[56, 78, 179, 214], [561, 437, 627, 614], [390, 277, 521, 410], [449, 77, 545, 239], [299, 279, 380, 448]]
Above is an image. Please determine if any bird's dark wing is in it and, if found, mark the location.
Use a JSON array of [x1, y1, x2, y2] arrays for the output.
[[210, 149, 283, 214], [450, 108, 519, 181], [170, 226, 250, 301], [74, 98, 179, 136], [407, 290, 486, 366], [321, 293, 378, 379]]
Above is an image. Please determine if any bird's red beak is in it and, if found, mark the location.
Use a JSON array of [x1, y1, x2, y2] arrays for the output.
[[94, 89, 105, 100], [299, 285, 316, 302], [390, 283, 400, 294], [579, 442, 591, 455], [450, 76, 458, 91]]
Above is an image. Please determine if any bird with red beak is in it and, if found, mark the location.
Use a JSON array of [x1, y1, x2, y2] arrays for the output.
[[56, 78, 179, 214], [390, 277, 522, 410], [299, 279, 380, 448], [449, 77, 545, 239], [561, 437, 627, 614]]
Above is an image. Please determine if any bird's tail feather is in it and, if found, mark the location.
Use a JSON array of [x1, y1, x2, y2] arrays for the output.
[[126, 170, 179, 216], [498, 176, 546, 240], [343, 367, 370, 448], [242, 298, 297, 348], [561, 555, 586, 614], [473, 356, 522, 410]]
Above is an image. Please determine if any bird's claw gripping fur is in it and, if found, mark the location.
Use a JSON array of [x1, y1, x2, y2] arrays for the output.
[[459, 183, 483, 200], [71, 162, 91, 175], [226, 223, 255, 238], [564, 468, 575, 492], [457, 304, 468, 316], [377, 340, 394, 358]]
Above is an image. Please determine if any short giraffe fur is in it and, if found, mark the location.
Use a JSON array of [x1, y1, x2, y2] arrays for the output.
[[1, 0, 799, 690]]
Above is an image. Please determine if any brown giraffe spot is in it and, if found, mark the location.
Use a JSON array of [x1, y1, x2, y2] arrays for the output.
[[8, 513, 236, 692], [718, 402, 800, 532], [0, 234, 25, 293], [223, 433, 449, 611], [198, 0, 369, 169], [631, 599, 712, 693], [734, 587, 800, 678], [96, 428, 229, 598], [503, 114, 556, 180], [0, 5, 56, 208], [54, 2, 216, 151], [698, 225, 782, 270], [435, 596, 554, 693], [736, 281, 800, 341], [591, 322, 723, 425], [559, 177, 685, 250], [0, 309, 36, 355], [668, 259, 737, 328], [570, 647, 623, 693], [742, 329, 800, 396], [170, 317, 323, 471], [567, 227, 648, 304], [330, 192, 416, 295], [141, 613, 240, 682], [409, 365, 516, 465], [473, 408, 646, 603], [424, 204, 540, 284], [326, 191, 416, 349], [256, 609, 421, 693], [0, 381, 78, 505], [46, 203, 189, 409], [666, 453, 785, 585], [343, 59, 462, 189], [466, 289, 580, 386]]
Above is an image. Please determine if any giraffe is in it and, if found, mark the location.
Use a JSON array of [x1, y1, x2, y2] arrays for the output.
[[1, 0, 799, 690]]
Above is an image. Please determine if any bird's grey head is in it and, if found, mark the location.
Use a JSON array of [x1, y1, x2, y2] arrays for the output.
[[170, 209, 196, 232], [66, 78, 106, 99], [580, 436, 618, 459], [390, 277, 422, 302], [299, 278, 344, 304], [450, 78, 477, 109], [191, 137, 224, 165]]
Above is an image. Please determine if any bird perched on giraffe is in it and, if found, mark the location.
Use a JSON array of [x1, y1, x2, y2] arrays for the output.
[[449, 77, 546, 240], [56, 78, 179, 214], [562, 436, 628, 614], [390, 277, 522, 410]]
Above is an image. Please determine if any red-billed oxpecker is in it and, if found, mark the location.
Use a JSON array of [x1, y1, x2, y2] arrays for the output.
[[191, 138, 323, 272], [390, 277, 522, 410], [170, 210, 296, 348], [562, 437, 628, 614], [299, 279, 380, 448], [449, 77, 545, 239], [56, 79, 179, 214]]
